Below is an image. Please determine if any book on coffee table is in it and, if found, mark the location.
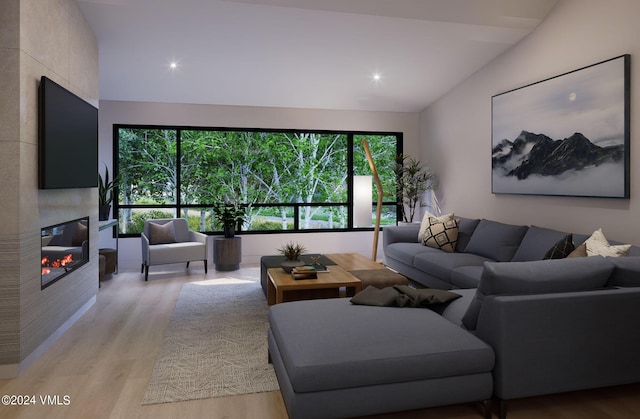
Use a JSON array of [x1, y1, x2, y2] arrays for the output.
[[295, 264, 329, 273], [291, 268, 318, 280]]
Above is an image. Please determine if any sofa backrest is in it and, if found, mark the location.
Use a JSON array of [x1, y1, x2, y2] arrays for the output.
[[57, 220, 88, 246], [461, 256, 616, 331], [606, 256, 640, 287], [463, 219, 528, 262], [510, 225, 570, 262]]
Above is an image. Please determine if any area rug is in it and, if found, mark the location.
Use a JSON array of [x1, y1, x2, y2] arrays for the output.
[[142, 279, 279, 405]]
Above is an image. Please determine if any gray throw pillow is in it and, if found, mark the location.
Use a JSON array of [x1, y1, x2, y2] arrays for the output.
[[463, 219, 528, 262], [149, 221, 176, 245], [455, 218, 481, 252], [461, 256, 615, 330]]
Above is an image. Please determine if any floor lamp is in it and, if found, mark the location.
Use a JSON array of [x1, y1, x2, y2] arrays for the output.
[[361, 138, 383, 262]]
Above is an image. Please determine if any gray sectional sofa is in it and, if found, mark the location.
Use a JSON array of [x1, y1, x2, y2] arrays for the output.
[[268, 218, 640, 419], [384, 218, 640, 289]]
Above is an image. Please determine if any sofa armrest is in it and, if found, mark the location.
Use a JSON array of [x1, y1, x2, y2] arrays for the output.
[[476, 288, 640, 400], [383, 225, 420, 248], [189, 230, 208, 247], [141, 232, 150, 263]]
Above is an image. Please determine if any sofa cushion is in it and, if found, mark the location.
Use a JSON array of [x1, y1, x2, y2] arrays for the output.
[[439, 288, 477, 326], [464, 219, 528, 262], [269, 298, 494, 393], [147, 241, 205, 263], [461, 256, 615, 330], [450, 266, 484, 289], [421, 217, 459, 253], [456, 218, 481, 252], [607, 257, 640, 287], [148, 221, 176, 244], [413, 252, 493, 283], [385, 242, 438, 266], [510, 226, 570, 262]]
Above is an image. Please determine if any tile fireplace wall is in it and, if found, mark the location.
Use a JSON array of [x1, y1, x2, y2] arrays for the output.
[[0, 0, 99, 377]]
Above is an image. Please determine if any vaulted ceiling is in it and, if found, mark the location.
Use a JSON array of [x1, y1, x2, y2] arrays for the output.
[[78, 0, 559, 112]]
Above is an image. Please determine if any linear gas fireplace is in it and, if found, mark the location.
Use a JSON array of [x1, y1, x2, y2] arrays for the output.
[[41, 217, 89, 290]]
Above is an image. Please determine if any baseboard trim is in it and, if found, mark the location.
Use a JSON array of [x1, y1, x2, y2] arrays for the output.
[[0, 296, 96, 379]]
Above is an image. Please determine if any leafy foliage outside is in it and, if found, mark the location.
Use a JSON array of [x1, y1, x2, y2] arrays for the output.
[[117, 128, 398, 234]]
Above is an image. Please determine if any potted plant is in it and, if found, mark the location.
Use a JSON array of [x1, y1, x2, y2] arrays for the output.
[[394, 154, 438, 223], [98, 164, 117, 221], [212, 201, 247, 238], [277, 241, 307, 273]]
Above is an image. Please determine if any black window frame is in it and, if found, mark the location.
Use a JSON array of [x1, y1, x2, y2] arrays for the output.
[[112, 124, 402, 237]]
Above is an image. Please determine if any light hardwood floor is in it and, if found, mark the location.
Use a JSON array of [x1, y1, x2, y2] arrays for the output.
[[0, 264, 639, 419]]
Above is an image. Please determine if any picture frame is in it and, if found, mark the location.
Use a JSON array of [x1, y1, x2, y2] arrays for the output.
[[491, 54, 630, 198]]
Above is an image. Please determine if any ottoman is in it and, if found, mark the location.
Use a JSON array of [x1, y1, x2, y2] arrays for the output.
[[98, 254, 106, 287], [268, 298, 495, 419], [99, 248, 117, 276]]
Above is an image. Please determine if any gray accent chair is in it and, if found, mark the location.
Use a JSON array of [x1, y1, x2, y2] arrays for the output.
[[141, 218, 208, 280]]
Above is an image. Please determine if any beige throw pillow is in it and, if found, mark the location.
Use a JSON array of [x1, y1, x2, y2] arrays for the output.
[[567, 243, 587, 258], [418, 212, 453, 243], [421, 217, 459, 253], [584, 228, 631, 257]]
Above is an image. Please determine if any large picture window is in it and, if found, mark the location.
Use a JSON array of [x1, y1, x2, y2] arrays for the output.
[[114, 125, 400, 236]]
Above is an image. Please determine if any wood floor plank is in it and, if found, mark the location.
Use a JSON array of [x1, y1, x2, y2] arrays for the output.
[[0, 263, 639, 418]]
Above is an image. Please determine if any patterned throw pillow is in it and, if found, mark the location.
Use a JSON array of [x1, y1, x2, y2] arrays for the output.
[[418, 212, 453, 243], [544, 234, 575, 259], [584, 228, 631, 257], [421, 217, 459, 253]]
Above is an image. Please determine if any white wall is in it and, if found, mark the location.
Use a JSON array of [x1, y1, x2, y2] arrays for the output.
[[98, 100, 421, 268], [420, 0, 640, 245]]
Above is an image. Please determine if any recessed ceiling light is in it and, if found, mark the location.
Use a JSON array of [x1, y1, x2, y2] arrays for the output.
[[372, 73, 381, 81], [169, 61, 178, 70]]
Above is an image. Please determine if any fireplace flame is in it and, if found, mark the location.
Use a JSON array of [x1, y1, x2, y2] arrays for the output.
[[41, 254, 74, 275]]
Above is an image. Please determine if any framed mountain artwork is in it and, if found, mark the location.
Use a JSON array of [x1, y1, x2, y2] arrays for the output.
[[491, 54, 630, 198]]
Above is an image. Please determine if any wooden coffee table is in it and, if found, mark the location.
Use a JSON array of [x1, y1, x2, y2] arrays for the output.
[[267, 253, 383, 305]]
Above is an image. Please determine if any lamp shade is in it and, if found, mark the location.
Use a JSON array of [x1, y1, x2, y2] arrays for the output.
[[354, 175, 372, 227]]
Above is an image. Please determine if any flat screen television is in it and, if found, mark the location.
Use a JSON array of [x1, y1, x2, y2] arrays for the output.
[[38, 76, 98, 189]]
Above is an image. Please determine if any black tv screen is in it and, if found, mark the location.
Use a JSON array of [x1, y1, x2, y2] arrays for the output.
[[39, 76, 98, 189]]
